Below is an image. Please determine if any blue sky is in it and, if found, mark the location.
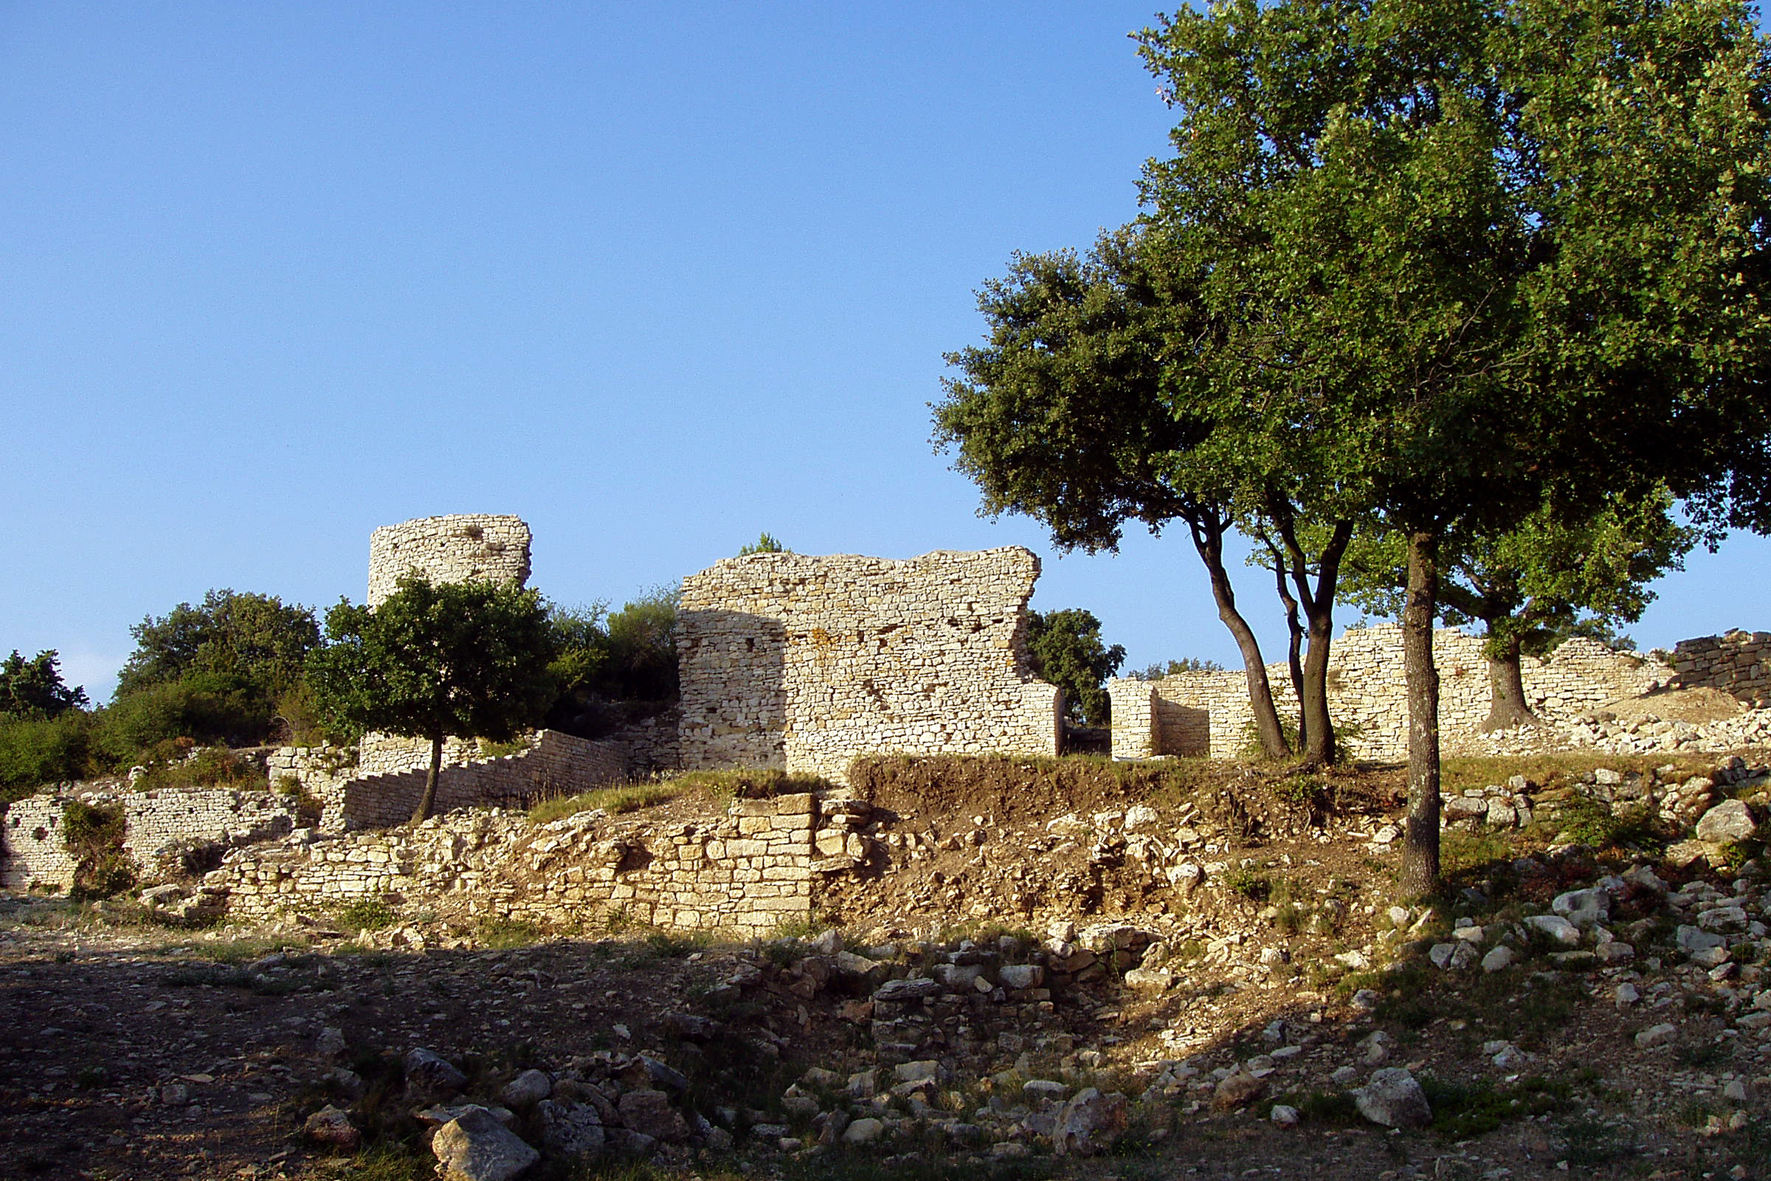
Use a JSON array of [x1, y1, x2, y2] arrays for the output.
[[4, 2, 1768, 704]]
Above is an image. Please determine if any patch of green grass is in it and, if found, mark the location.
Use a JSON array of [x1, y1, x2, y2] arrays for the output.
[[528, 781, 685, 823], [1421, 1074, 1572, 1140], [1223, 865, 1272, 902], [474, 915, 543, 949], [1441, 828, 1515, 876], [337, 897, 396, 932], [1559, 1114, 1640, 1167]]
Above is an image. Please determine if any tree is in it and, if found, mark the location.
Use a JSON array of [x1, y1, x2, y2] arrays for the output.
[[1025, 609, 1127, 725], [0, 650, 88, 719], [935, 232, 1305, 761], [1137, 0, 1771, 894], [1341, 491, 1695, 730], [737, 533, 790, 555], [119, 590, 320, 700], [306, 576, 559, 823]]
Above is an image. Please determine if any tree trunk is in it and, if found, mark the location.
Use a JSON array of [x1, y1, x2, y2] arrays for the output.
[[1480, 632, 1541, 732], [1268, 547, 1309, 752], [1399, 530, 1441, 899], [412, 733, 443, 824], [1292, 519, 1352, 769], [1191, 518, 1290, 759]]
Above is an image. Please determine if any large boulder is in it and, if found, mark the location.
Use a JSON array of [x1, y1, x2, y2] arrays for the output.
[[1051, 1087, 1130, 1156], [404, 1047, 468, 1099], [1696, 799, 1756, 843], [534, 1099, 605, 1158], [432, 1107, 539, 1181], [1354, 1068, 1432, 1128]]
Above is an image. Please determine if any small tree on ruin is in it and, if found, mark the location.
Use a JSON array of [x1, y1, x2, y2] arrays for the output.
[[307, 576, 558, 823]]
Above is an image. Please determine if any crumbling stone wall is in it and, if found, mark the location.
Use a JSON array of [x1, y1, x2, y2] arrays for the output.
[[678, 548, 1061, 784], [1110, 626, 1669, 761], [269, 730, 627, 832], [215, 791, 853, 936], [1, 789, 306, 891], [1670, 631, 1771, 708], [366, 514, 531, 606]]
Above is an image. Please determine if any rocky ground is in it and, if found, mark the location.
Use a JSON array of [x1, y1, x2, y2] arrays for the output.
[[5, 750, 1771, 1181]]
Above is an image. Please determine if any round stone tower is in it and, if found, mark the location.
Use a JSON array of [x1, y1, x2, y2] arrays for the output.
[[366, 514, 532, 606]]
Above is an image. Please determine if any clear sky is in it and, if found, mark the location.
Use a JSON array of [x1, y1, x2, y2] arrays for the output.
[[4, 2, 1768, 705]]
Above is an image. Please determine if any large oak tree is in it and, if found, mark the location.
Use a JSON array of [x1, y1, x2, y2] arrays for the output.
[[1137, 0, 1771, 894]]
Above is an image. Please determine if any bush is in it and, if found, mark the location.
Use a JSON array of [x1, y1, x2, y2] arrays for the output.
[[134, 745, 262, 791], [63, 800, 136, 901], [0, 711, 92, 796], [93, 671, 270, 765]]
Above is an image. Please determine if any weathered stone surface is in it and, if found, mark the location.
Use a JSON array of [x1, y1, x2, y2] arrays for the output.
[[1524, 915, 1580, 946], [405, 1047, 467, 1097], [500, 1069, 551, 1109], [874, 978, 942, 1003], [842, 1117, 885, 1144], [1212, 1070, 1266, 1112], [302, 1104, 360, 1150], [1696, 799, 1756, 843], [1051, 1087, 1129, 1156], [431, 1107, 539, 1181], [1355, 1068, 1432, 1128], [679, 549, 1061, 784], [617, 1089, 688, 1142], [535, 1099, 605, 1158]]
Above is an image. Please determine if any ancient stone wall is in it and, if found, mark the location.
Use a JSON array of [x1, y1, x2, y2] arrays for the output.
[[1111, 626, 1669, 761], [269, 730, 627, 832], [215, 791, 852, 936], [1669, 631, 1771, 708], [678, 549, 1061, 784], [1, 789, 307, 891], [366, 514, 531, 606]]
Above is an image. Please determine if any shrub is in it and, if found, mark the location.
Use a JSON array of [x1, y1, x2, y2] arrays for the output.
[[62, 800, 136, 901], [337, 897, 396, 931], [134, 745, 261, 791], [0, 711, 92, 796]]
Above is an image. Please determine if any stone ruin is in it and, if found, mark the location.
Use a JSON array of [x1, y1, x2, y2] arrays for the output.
[[367, 513, 531, 606], [678, 548, 1061, 784]]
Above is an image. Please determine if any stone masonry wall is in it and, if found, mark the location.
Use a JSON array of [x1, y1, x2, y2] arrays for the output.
[[366, 514, 531, 606], [1, 789, 307, 891], [1111, 626, 1668, 761], [678, 548, 1061, 784], [1669, 631, 1771, 708], [269, 730, 627, 832], [214, 790, 860, 937]]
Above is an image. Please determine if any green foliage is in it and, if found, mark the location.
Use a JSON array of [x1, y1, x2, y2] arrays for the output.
[[1025, 608, 1125, 724], [1130, 657, 1225, 679], [62, 800, 135, 901], [528, 781, 685, 823], [1420, 1074, 1572, 1140], [0, 711, 92, 796], [308, 576, 557, 755], [0, 650, 87, 719], [118, 589, 319, 700], [307, 576, 558, 821], [737, 532, 790, 555], [90, 670, 270, 762], [604, 586, 680, 702], [337, 897, 397, 931], [133, 744, 260, 791], [543, 589, 680, 736], [474, 915, 543, 949]]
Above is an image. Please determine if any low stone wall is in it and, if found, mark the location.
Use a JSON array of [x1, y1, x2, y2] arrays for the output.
[[679, 548, 1061, 784], [214, 791, 859, 936], [1110, 626, 1670, 761], [1, 788, 307, 891], [1670, 631, 1771, 708], [268, 730, 629, 832], [366, 514, 531, 606]]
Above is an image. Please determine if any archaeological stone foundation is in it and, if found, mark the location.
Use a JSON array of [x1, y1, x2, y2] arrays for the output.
[[3, 511, 1767, 923], [678, 548, 1061, 784]]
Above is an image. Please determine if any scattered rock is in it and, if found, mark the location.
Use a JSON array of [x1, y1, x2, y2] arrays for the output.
[[302, 1104, 360, 1151], [1354, 1068, 1432, 1128], [1052, 1087, 1129, 1156], [431, 1107, 540, 1181]]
